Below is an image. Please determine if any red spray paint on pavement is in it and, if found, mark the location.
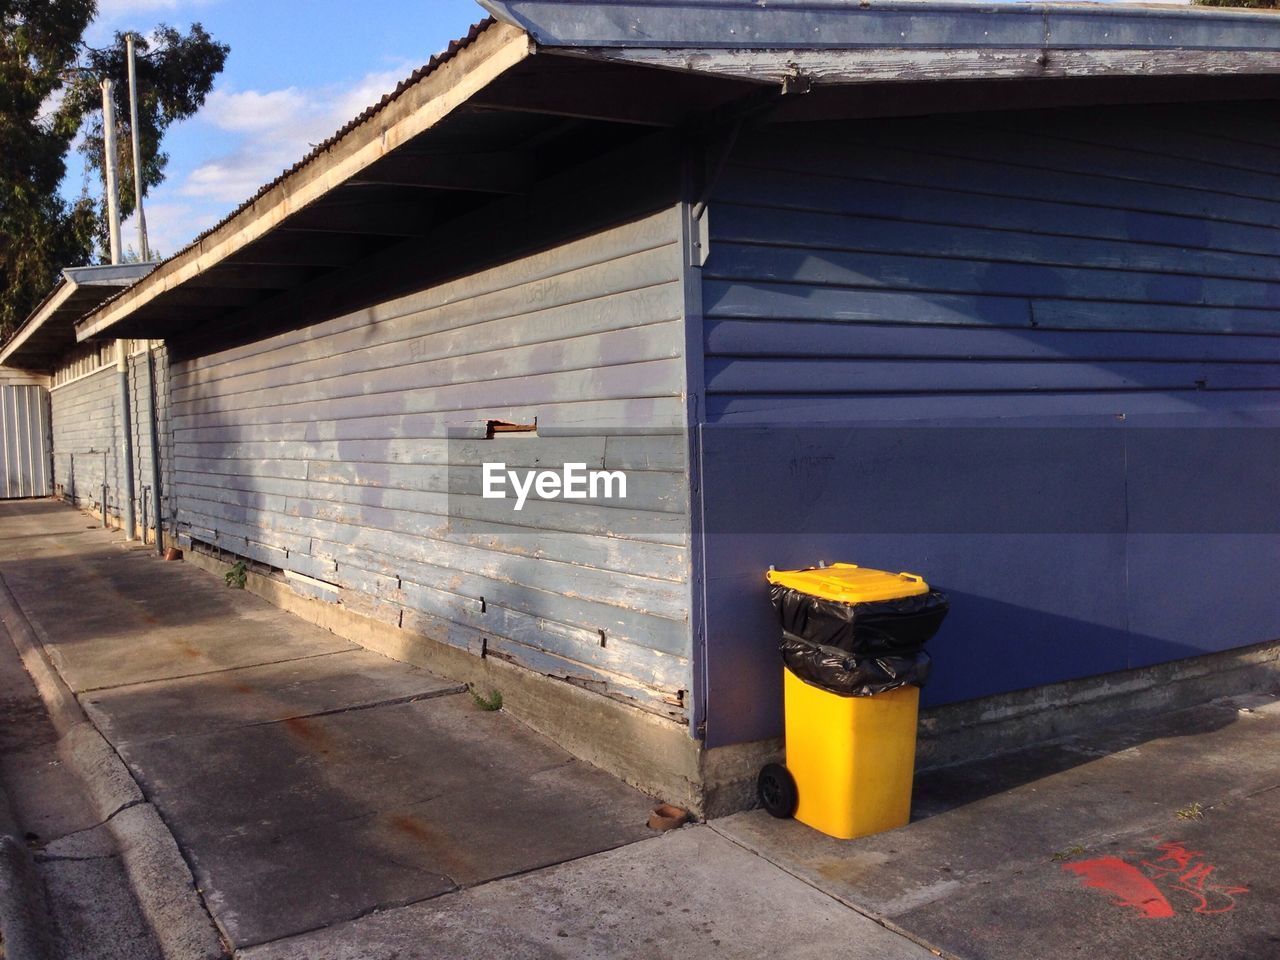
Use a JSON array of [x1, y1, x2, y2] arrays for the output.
[[1063, 857, 1175, 918]]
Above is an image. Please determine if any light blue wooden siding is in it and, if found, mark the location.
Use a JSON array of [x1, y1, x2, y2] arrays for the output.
[[51, 365, 124, 519], [128, 347, 172, 538], [697, 101, 1280, 746], [169, 209, 692, 719]]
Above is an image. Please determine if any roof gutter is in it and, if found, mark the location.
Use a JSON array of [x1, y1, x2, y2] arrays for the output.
[[75, 19, 534, 343]]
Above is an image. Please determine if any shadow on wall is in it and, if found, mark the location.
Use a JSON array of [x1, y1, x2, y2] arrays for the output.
[[702, 546, 1280, 750], [694, 412, 1280, 747]]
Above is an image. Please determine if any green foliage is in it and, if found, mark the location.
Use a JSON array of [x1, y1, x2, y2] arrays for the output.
[[1, 0, 99, 337], [469, 685, 503, 711], [1176, 801, 1205, 821], [0, 2, 227, 338], [224, 560, 247, 589], [58, 23, 228, 254]]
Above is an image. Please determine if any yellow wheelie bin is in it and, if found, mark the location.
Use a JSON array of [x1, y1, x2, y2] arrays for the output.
[[758, 563, 948, 840]]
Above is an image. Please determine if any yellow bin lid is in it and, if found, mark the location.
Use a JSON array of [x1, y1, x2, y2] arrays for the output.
[[766, 563, 929, 603]]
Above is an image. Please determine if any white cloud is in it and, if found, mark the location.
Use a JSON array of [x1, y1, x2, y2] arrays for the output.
[[122, 202, 217, 259], [95, 0, 214, 17], [179, 65, 411, 205], [201, 87, 310, 133], [96, 62, 415, 256], [181, 157, 275, 202], [328, 69, 410, 123]]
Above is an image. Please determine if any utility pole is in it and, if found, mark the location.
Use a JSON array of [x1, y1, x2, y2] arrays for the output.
[[101, 78, 123, 265], [125, 34, 150, 262], [125, 33, 164, 550], [104, 71, 135, 538]]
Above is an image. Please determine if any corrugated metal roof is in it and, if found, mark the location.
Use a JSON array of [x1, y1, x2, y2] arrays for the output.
[[74, 17, 497, 334], [76, 14, 538, 342]]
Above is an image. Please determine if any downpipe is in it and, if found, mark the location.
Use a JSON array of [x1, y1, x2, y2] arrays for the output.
[[116, 340, 136, 540]]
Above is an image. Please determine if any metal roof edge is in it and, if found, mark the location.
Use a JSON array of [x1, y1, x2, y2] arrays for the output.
[[62, 262, 159, 287], [0, 261, 157, 369], [479, 0, 1280, 50]]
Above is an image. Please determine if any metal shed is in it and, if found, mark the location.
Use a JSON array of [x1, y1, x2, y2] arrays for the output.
[[0, 263, 160, 523], [71, 0, 1280, 812]]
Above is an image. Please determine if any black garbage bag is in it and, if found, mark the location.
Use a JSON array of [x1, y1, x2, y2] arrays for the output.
[[771, 585, 949, 656], [771, 583, 948, 696], [781, 633, 932, 697]]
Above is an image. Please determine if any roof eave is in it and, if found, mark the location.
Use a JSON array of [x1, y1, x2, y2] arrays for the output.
[[0, 262, 156, 371], [0, 282, 78, 370], [75, 19, 533, 344], [72, 1, 1280, 346]]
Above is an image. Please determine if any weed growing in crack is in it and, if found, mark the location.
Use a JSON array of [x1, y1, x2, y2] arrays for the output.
[[469, 685, 503, 711], [224, 560, 247, 589], [1176, 801, 1205, 822]]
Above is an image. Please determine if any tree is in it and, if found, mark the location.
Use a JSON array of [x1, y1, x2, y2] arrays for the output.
[[59, 23, 228, 256], [0, 1, 227, 339], [1, 0, 97, 338]]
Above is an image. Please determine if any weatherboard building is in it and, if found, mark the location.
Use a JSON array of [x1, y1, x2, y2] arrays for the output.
[[4, 1, 1280, 813]]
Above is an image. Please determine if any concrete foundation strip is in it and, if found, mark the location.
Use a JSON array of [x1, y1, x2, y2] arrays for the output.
[[0, 572, 228, 960]]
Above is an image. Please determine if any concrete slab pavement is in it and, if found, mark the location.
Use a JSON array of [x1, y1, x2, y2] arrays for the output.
[[120, 694, 657, 947], [8, 498, 1279, 960], [714, 695, 1280, 960], [241, 825, 938, 960], [0, 569, 162, 960], [3, 542, 354, 695], [0, 500, 658, 952], [82, 648, 461, 744], [888, 786, 1280, 960]]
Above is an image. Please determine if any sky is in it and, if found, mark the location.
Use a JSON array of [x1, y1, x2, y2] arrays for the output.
[[68, 0, 486, 259]]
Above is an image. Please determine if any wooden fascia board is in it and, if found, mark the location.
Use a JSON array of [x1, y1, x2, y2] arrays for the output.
[[576, 45, 1280, 86], [75, 21, 534, 342]]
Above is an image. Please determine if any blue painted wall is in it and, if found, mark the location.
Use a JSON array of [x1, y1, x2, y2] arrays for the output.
[[695, 100, 1280, 747]]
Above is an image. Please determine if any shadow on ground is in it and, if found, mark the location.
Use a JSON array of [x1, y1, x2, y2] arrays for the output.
[[0, 500, 656, 950]]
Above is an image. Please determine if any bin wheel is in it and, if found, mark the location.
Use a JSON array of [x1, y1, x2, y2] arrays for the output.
[[757, 763, 798, 819]]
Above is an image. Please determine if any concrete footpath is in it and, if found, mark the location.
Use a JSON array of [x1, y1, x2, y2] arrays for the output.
[[0, 500, 930, 959], [3, 498, 1279, 960], [0, 587, 162, 960]]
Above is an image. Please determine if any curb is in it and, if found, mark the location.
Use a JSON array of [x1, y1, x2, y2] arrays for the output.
[[0, 572, 227, 960]]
